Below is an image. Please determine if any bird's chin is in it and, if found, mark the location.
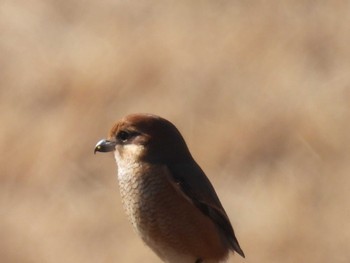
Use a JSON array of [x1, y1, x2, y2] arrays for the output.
[[114, 144, 145, 167], [116, 144, 145, 159]]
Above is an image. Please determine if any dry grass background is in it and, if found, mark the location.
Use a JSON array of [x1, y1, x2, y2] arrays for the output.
[[1, 1, 350, 262]]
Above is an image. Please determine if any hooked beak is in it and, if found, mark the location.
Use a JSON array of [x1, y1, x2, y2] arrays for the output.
[[94, 139, 116, 154]]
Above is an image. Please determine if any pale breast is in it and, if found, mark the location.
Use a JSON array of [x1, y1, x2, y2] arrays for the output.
[[116, 162, 229, 263]]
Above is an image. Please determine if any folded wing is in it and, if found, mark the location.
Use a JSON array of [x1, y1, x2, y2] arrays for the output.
[[167, 162, 245, 258]]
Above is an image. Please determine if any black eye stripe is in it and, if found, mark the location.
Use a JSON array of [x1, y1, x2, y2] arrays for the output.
[[117, 131, 130, 141], [117, 130, 139, 142]]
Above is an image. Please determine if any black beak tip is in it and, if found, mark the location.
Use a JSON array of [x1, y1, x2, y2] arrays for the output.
[[94, 140, 104, 154], [94, 146, 100, 154]]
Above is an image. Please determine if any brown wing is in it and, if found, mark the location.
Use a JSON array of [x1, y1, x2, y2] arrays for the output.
[[167, 162, 245, 258]]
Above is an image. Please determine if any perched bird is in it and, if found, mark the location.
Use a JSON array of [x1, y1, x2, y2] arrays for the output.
[[95, 113, 244, 263]]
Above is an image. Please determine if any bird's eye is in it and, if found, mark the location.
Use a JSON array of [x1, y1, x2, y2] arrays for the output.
[[117, 131, 130, 142]]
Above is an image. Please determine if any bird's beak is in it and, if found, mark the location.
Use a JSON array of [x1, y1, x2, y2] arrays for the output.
[[94, 139, 116, 154]]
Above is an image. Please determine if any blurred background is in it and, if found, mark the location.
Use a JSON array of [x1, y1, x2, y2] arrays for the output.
[[1, 1, 349, 262]]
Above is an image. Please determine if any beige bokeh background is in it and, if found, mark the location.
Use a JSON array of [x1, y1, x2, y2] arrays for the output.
[[1, 1, 349, 262]]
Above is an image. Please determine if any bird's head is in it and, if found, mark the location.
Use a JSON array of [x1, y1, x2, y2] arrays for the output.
[[94, 113, 193, 164]]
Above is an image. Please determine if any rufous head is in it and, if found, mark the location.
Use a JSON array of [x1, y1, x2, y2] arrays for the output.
[[94, 113, 193, 164]]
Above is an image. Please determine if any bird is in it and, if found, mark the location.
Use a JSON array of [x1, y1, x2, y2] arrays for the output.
[[94, 113, 244, 263]]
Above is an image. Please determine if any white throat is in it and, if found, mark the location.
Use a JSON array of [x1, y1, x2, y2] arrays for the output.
[[114, 144, 145, 180]]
